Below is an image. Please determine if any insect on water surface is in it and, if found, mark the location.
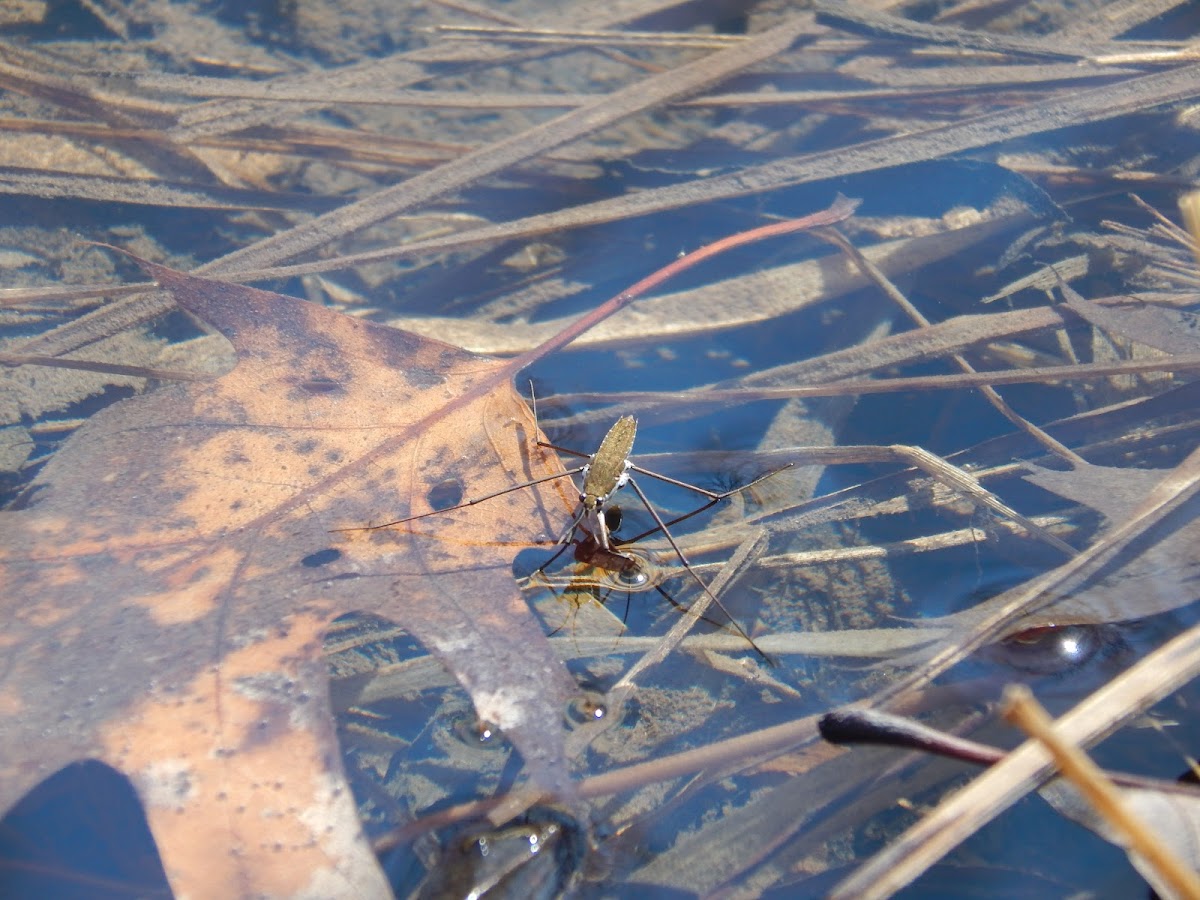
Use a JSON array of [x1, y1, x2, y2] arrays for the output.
[[343, 415, 787, 663], [560, 415, 639, 555]]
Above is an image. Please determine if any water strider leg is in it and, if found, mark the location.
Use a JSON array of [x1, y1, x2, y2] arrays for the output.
[[332, 464, 586, 532], [626, 476, 772, 665], [630, 461, 791, 501], [617, 462, 793, 546], [538, 440, 591, 460]]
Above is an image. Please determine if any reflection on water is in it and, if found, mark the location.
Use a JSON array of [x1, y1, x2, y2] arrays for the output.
[[409, 807, 586, 900]]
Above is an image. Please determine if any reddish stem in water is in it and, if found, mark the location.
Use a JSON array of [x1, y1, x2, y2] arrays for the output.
[[503, 194, 861, 375]]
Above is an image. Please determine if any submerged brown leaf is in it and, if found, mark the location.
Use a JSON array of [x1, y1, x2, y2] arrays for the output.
[[0, 261, 581, 896]]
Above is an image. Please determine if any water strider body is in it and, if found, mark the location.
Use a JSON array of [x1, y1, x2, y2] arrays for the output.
[[342, 414, 786, 662], [565, 415, 638, 557]]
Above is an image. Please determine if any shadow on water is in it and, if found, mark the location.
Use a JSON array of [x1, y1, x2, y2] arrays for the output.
[[0, 762, 170, 899]]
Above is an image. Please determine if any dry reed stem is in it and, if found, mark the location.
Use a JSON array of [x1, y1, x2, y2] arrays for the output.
[[1002, 684, 1200, 900]]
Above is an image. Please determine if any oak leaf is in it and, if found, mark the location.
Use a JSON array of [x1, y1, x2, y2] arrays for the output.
[[0, 260, 582, 898]]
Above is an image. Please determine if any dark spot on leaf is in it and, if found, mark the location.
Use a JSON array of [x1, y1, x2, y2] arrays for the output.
[[298, 377, 344, 394], [406, 363, 445, 389], [294, 438, 318, 455], [427, 479, 464, 512], [187, 565, 212, 586]]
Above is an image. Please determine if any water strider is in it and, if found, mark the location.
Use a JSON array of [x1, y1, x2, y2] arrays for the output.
[[346, 415, 788, 662]]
